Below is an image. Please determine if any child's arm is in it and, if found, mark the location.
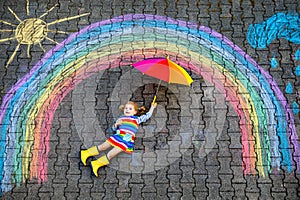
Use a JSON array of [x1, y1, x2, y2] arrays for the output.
[[148, 102, 157, 115], [137, 102, 157, 124]]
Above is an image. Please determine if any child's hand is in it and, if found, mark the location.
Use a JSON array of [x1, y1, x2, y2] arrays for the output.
[[151, 102, 157, 108], [114, 119, 122, 128]]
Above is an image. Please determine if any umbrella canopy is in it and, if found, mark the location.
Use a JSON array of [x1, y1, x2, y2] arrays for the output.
[[132, 57, 193, 86], [132, 57, 193, 103]]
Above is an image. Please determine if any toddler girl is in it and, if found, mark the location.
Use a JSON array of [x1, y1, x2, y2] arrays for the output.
[[80, 101, 157, 176]]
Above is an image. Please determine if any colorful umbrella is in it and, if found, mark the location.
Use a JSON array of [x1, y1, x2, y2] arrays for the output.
[[132, 57, 193, 103]]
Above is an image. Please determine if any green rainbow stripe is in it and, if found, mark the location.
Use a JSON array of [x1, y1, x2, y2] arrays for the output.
[[0, 14, 299, 193]]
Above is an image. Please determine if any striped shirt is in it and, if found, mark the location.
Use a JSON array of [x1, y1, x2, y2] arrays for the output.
[[112, 112, 152, 136], [107, 112, 153, 153]]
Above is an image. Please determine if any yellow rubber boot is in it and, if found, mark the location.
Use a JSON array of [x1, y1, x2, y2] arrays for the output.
[[80, 146, 99, 166], [91, 155, 110, 177]]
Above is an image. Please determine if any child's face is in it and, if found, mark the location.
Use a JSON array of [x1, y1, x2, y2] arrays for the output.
[[124, 104, 137, 116]]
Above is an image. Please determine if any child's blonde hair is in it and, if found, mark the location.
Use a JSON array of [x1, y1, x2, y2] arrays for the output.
[[119, 101, 146, 116]]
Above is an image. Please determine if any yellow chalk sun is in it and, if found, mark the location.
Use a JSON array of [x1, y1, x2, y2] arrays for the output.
[[15, 18, 48, 45], [0, 1, 89, 68]]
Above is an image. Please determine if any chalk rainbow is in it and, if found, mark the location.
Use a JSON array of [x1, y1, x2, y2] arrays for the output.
[[0, 14, 299, 193]]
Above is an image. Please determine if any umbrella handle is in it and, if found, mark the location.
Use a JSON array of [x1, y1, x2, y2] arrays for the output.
[[152, 80, 161, 104], [152, 95, 157, 104]]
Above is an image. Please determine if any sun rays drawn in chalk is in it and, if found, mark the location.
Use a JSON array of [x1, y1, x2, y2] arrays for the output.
[[0, 0, 89, 68]]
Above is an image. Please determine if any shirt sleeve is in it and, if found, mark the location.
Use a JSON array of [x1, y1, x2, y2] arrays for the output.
[[137, 112, 152, 124], [111, 124, 117, 132]]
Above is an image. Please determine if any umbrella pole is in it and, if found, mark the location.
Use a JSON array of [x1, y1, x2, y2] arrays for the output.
[[152, 80, 162, 104]]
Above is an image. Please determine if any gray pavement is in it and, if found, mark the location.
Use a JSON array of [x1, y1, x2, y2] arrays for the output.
[[0, 0, 299, 199]]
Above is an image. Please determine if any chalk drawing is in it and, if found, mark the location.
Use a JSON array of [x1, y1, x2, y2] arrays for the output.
[[0, 1, 89, 67], [270, 57, 278, 68], [247, 12, 300, 48], [0, 13, 299, 194]]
